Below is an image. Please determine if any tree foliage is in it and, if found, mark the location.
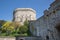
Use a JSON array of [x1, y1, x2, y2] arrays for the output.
[[0, 20, 30, 36], [1, 21, 15, 35], [19, 25, 28, 34]]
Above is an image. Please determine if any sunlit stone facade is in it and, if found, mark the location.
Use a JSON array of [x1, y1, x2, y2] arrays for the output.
[[13, 8, 36, 25]]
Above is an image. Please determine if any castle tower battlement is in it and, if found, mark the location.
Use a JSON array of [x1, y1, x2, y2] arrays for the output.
[[14, 8, 36, 13], [13, 8, 36, 25], [44, 0, 60, 18]]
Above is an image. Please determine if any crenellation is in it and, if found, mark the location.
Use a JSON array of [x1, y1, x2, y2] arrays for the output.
[[13, 8, 36, 25], [14, 8, 36, 14], [44, 10, 49, 15]]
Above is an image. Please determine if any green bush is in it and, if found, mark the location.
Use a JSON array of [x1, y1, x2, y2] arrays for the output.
[[0, 20, 31, 37]]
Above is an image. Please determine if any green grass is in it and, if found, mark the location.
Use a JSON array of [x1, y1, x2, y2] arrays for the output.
[[0, 33, 28, 37]]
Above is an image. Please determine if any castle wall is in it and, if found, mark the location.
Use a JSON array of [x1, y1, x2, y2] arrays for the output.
[[16, 36, 42, 40], [30, 10, 60, 40], [30, 0, 60, 40]]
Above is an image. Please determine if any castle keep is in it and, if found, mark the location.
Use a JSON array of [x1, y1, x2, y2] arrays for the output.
[[13, 8, 36, 25]]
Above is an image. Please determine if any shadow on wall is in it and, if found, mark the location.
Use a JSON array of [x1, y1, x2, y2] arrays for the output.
[[55, 23, 60, 32]]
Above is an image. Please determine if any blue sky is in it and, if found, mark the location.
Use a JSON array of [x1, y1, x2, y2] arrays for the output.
[[0, 0, 54, 21]]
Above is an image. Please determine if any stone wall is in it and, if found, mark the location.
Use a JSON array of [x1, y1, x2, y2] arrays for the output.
[[0, 37, 42, 40], [29, 0, 60, 40], [0, 37, 15, 40], [16, 36, 42, 40]]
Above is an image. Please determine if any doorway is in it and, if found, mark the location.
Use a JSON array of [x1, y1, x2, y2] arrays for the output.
[[20, 38, 24, 40], [55, 23, 60, 38], [55, 24, 60, 32]]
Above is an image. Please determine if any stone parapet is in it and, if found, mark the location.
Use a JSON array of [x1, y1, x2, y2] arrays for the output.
[[14, 8, 36, 14], [0, 37, 15, 40]]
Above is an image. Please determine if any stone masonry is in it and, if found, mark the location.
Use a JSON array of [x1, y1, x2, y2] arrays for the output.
[[13, 8, 36, 25], [30, 0, 60, 40]]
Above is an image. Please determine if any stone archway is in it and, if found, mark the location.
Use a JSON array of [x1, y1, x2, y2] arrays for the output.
[[20, 39, 24, 40]]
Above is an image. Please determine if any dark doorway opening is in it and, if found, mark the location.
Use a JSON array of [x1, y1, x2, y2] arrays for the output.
[[46, 35, 49, 40], [20, 39, 24, 40], [55, 24, 60, 32], [55, 23, 60, 38]]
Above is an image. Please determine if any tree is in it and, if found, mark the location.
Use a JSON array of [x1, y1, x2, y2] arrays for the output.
[[2, 21, 15, 35], [0, 20, 30, 36], [19, 25, 28, 34], [24, 20, 29, 27], [24, 20, 32, 36], [12, 22, 21, 34]]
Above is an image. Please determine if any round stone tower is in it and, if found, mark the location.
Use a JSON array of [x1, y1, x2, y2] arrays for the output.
[[13, 8, 36, 25]]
